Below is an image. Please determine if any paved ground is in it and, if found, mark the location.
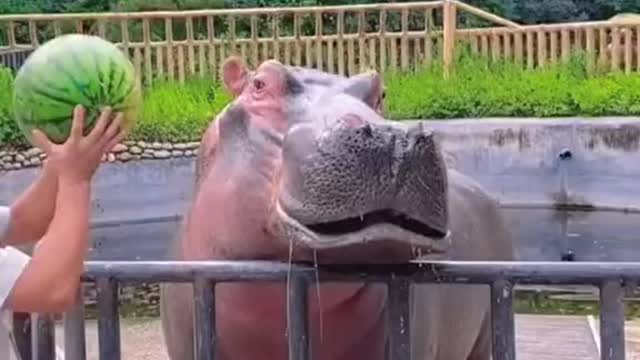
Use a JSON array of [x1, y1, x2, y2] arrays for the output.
[[54, 318, 168, 360], [49, 314, 640, 360]]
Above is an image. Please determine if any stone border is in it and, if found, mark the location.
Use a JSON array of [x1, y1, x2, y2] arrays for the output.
[[0, 140, 201, 170]]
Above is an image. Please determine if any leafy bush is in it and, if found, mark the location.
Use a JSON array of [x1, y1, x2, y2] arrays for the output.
[[0, 68, 23, 146], [384, 52, 640, 119], [2, 52, 640, 147], [132, 76, 231, 142], [113, 0, 225, 12]]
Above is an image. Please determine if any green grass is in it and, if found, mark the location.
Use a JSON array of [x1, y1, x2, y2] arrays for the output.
[[132, 77, 232, 143], [2, 52, 640, 147], [0, 67, 22, 146], [384, 52, 640, 119]]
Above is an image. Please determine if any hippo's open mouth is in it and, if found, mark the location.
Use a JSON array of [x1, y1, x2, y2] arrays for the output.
[[305, 209, 447, 239], [275, 201, 452, 255]]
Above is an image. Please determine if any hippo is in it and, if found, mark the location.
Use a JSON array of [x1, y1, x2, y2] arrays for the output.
[[160, 56, 515, 360]]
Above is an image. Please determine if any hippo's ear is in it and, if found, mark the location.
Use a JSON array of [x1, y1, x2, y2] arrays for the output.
[[341, 71, 384, 112], [221, 56, 249, 97]]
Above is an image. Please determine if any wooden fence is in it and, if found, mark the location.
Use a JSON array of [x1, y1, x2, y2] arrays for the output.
[[0, 0, 638, 87]]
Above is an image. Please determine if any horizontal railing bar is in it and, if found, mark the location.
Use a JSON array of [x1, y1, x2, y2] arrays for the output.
[[3, 23, 632, 55], [0, 1, 443, 21], [81, 261, 640, 285], [84, 261, 315, 282], [0, 30, 446, 52], [455, 20, 622, 34], [0, 20, 621, 38]]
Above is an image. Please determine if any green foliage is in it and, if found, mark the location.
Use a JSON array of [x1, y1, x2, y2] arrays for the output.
[[384, 53, 640, 120], [3, 0, 640, 24], [132, 76, 232, 142], [113, 0, 225, 12], [0, 68, 22, 146], [1, 0, 110, 14], [227, 0, 316, 7], [466, 0, 640, 24], [3, 52, 640, 147]]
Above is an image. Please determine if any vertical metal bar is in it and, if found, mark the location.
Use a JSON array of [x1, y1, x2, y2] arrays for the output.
[[97, 278, 121, 360], [193, 278, 217, 360], [600, 280, 625, 360], [387, 277, 411, 360], [32, 314, 55, 360], [491, 279, 515, 360], [12, 312, 32, 360], [287, 274, 310, 360], [64, 290, 87, 360]]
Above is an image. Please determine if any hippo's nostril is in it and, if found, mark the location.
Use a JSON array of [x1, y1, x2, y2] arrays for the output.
[[361, 123, 373, 137]]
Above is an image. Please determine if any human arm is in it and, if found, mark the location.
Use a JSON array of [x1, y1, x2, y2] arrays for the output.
[[3, 161, 58, 246], [2, 106, 125, 314], [3, 180, 90, 313]]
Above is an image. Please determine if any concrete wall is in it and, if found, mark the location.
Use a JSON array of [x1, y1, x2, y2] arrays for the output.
[[427, 117, 640, 262], [1, 117, 639, 262]]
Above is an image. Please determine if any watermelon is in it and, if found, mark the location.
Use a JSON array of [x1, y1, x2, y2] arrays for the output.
[[12, 34, 142, 145]]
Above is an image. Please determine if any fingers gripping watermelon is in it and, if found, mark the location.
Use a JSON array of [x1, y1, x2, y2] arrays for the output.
[[12, 34, 142, 145]]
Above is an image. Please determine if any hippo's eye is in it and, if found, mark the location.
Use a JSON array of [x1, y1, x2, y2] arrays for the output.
[[253, 79, 266, 91]]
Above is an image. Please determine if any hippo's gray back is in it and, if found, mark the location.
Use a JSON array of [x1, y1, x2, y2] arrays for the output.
[[411, 168, 515, 360]]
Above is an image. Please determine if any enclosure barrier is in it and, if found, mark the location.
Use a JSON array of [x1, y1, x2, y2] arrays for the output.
[[2, 0, 640, 88], [0, 0, 457, 84], [2, 0, 639, 86], [12, 260, 637, 360], [0, 0, 519, 86]]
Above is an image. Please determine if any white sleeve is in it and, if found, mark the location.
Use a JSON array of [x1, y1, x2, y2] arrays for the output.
[[0, 206, 11, 247], [0, 247, 30, 310], [0, 204, 30, 309]]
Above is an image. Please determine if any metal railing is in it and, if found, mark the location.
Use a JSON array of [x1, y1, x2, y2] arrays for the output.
[[13, 260, 638, 360]]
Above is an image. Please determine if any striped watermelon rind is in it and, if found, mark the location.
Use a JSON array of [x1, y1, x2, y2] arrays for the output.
[[13, 34, 142, 145]]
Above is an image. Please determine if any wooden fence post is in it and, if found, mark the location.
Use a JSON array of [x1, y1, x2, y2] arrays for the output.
[[443, 0, 457, 78]]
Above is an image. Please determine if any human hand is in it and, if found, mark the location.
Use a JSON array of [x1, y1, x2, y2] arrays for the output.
[[31, 105, 126, 185]]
